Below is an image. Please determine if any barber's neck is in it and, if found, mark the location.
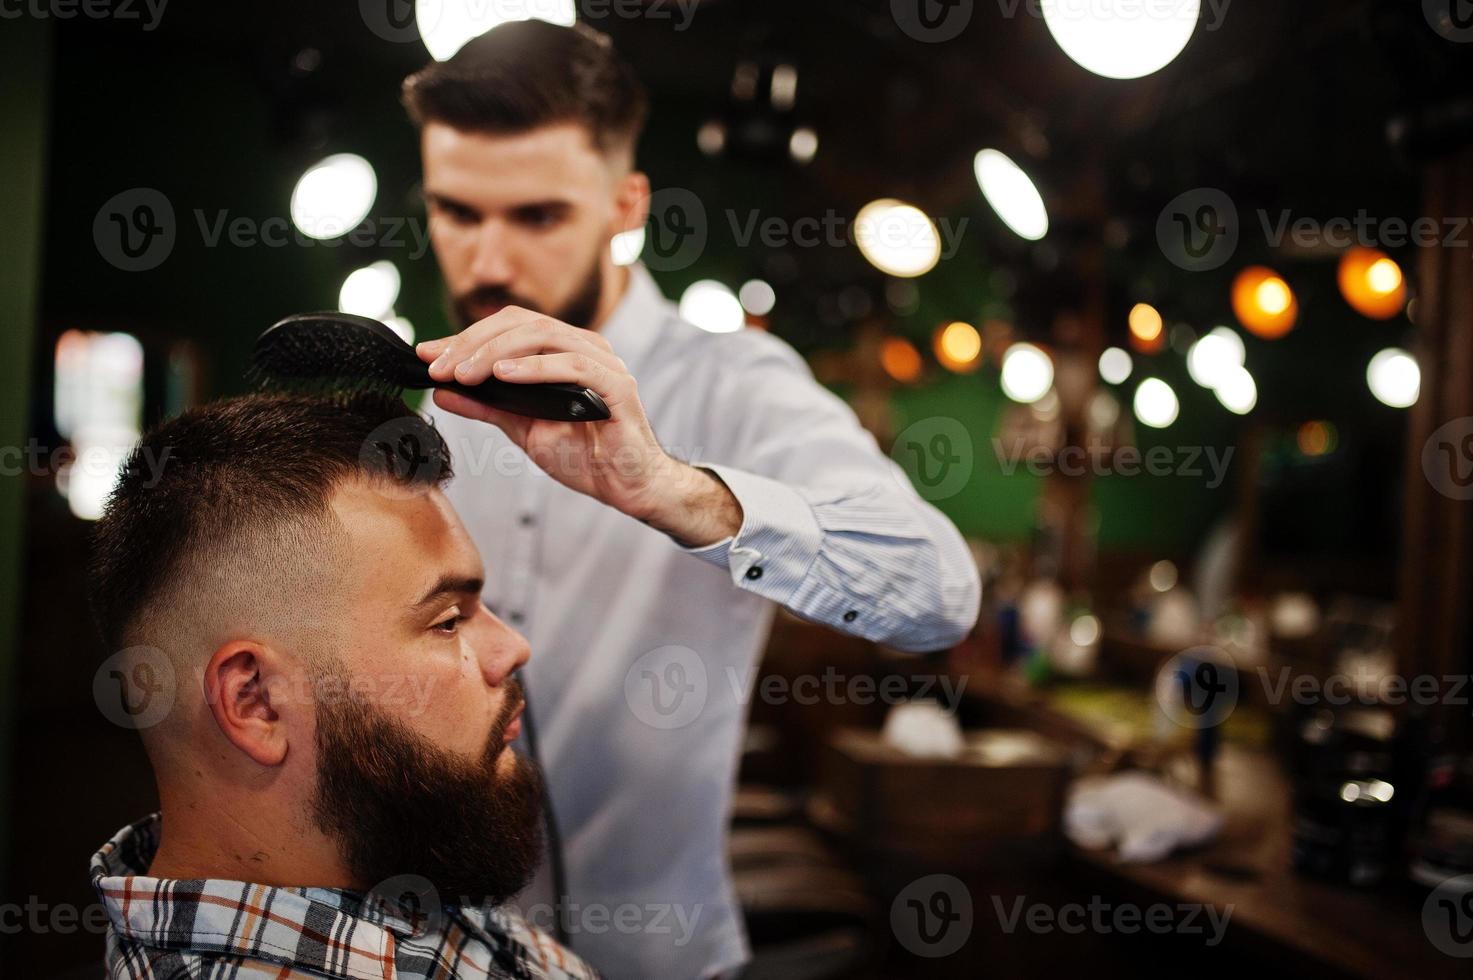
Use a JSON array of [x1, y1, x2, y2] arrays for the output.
[[588, 259, 630, 332], [146, 776, 353, 891]]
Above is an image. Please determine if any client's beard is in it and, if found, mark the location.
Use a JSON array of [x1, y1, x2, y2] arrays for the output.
[[451, 251, 604, 330], [309, 677, 543, 908]]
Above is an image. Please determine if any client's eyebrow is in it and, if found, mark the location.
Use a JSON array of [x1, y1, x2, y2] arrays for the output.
[[409, 574, 484, 611]]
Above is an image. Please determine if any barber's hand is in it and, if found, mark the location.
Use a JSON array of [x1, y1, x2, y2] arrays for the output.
[[417, 308, 741, 546]]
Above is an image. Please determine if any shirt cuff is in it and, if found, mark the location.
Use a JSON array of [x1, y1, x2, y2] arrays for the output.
[[677, 463, 824, 604]]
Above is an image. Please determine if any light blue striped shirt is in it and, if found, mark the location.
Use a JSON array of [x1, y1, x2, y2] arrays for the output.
[[427, 264, 980, 979]]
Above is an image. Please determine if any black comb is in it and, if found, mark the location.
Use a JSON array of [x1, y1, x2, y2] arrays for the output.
[[250, 312, 610, 422]]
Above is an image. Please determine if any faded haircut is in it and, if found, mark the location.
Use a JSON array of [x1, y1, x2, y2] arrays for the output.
[[88, 393, 451, 653]]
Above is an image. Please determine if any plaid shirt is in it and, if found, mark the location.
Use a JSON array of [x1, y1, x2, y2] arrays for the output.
[[90, 814, 600, 979]]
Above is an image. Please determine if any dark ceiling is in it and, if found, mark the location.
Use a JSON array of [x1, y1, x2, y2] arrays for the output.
[[37, 1, 1471, 385]]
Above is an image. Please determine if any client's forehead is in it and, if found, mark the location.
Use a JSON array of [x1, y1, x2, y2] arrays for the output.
[[327, 478, 483, 606]]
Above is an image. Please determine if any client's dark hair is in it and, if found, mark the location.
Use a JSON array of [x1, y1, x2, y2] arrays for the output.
[[402, 19, 648, 156], [88, 393, 452, 651]]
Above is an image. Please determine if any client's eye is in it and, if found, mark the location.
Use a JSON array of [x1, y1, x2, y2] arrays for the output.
[[432, 612, 467, 634]]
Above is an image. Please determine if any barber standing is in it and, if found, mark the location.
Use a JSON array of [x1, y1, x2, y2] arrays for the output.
[[405, 21, 980, 980]]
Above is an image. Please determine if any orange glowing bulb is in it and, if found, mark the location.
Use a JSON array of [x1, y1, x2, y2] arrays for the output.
[[933, 321, 982, 373], [1232, 266, 1298, 339], [880, 337, 924, 383], [1128, 303, 1166, 353], [1337, 247, 1407, 320]]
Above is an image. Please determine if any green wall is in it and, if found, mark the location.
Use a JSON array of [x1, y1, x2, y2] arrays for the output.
[[0, 16, 51, 890]]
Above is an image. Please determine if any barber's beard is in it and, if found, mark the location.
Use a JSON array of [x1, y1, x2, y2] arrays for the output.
[[451, 251, 604, 330], [308, 677, 543, 908]]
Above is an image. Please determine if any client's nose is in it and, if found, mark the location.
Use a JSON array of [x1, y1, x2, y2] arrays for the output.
[[475, 603, 530, 687]]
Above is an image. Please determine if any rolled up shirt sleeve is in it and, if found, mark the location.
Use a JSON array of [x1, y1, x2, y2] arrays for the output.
[[674, 333, 981, 652]]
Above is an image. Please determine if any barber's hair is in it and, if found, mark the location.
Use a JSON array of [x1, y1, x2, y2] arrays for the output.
[[88, 393, 452, 651], [402, 20, 648, 156]]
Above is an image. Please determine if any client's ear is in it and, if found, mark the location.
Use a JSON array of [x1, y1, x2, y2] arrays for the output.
[[202, 643, 289, 766], [614, 170, 651, 236]]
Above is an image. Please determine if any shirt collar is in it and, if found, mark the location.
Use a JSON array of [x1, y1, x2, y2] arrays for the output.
[[90, 814, 438, 976], [596, 263, 671, 375]]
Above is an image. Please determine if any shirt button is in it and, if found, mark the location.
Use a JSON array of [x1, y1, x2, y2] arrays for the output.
[[508, 611, 524, 625], [745, 566, 763, 581], [843, 610, 858, 623], [519, 514, 535, 527]]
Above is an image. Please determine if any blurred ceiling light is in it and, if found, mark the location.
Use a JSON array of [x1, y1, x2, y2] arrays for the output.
[[1213, 365, 1257, 415], [880, 337, 924, 384], [1232, 266, 1298, 339], [416, 0, 576, 61], [934, 321, 982, 373], [1099, 346, 1133, 385], [973, 149, 1049, 241], [1133, 377, 1179, 428], [679, 280, 745, 333], [1186, 326, 1246, 390], [1366, 347, 1419, 408], [770, 64, 798, 110], [1337, 247, 1407, 320], [1088, 389, 1121, 430], [383, 316, 416, 344], [610, 226, 645, 266], [1297, 421, 1336, 457], [1149, 559, 1178, 592], [1127, 302, 1165, 353], [788, 127, 819, 164], [1340, 778, 1395, 805], [338, 260, 401, 320], [1042, 0, 1200, 80], [1000, 342, 1054, 404], [1069, 612, 1101, 647], [1367, 779, 1395, 803], [854, 199, 942, 278], [290, 153, 377, 240], [696, 120, 726, 156], [738, 279, 776, 316], [53, 330, 144, 520]]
